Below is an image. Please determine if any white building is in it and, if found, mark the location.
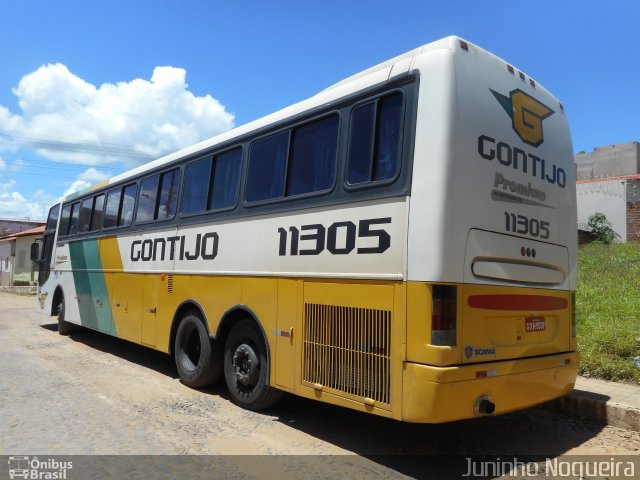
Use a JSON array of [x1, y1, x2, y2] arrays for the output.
[[0, 225, 45, 286]]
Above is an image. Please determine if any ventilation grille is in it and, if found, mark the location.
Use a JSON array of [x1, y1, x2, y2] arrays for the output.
[[167, 275, 174, 294], [303, 303, 391, 407]]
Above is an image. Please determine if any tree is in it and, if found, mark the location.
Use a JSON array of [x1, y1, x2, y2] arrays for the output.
[[587, 212, 619, 244]]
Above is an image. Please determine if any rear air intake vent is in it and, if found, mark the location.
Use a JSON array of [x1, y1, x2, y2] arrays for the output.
[[303, 303, 391, 408], [167, 275, 173, 294]]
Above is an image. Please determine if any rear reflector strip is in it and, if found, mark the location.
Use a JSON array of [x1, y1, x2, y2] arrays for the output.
[[468, 294, 568, 311]]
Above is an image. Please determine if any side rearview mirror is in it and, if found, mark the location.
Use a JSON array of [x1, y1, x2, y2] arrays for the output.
[[30, 240, 41, 263]]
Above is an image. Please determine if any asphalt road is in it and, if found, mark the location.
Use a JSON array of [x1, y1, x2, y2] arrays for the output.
[[1, 292, 638, 479]]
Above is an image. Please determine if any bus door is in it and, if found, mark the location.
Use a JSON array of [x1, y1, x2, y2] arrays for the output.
[[141, 275, 158, 347], [34, 204, 60, 286]]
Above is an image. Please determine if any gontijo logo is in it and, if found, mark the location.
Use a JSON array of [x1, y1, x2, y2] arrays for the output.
[[490, 89, 554, 147]]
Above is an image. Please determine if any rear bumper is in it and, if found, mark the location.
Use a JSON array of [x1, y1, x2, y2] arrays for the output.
[[401, 351, 579, 423]]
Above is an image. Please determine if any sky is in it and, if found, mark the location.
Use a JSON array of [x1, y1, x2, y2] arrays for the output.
[[0, 0, 637, 221]]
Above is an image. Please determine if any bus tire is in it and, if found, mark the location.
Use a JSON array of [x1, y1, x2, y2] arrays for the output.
[[56, 292, 76, 336], [174, 312, 222, 388], [223, 319, 283, 411]]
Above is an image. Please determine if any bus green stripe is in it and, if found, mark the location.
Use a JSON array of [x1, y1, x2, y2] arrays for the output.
[[69, 240, 116, 335]]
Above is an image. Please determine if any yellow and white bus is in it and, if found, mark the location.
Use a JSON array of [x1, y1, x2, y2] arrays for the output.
[[33, 36, 578, 422]]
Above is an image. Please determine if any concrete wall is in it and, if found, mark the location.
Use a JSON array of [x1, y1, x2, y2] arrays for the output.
[[577, 179, 627, 240], [575, 141, 640, 243], [575, 142, 640, 180]]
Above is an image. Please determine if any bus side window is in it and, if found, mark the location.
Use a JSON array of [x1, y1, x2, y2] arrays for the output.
[[348, 92, 403, 185], [103, 189, 121, 228], [90, 194, 105, 231], [119, 184, 137, 226], [79, 198, 93, 233], [68, 202, 81, 236], [210, 148, 241, 209], [348, 102, 375, 184], [246, 132, 289, 202], [59, 204, 72, 236], [157, 168, 180, 220], [286, 115, 338, 196], [182, 158, 211, 214], [137, 175, 160, 223]]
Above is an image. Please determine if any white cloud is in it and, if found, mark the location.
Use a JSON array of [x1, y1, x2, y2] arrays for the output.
[[0, 179, 16, 190], [9, 159, 24, 173], [0, 189, 56, 221], [0, 160, 111, 220], [0, 156, 24, 175], [62, 168, 112, 197], [0, 63, 235, 166]]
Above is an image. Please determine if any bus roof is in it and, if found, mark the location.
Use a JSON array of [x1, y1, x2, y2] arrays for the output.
[[64, 36, 554, 202]]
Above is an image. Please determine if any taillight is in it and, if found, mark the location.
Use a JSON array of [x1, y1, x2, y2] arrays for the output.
[[431, 285, 457, 346], [571, 292, 576, 337]]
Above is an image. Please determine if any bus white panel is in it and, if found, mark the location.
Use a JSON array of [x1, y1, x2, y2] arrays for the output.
[[117, 198, 408, 279]]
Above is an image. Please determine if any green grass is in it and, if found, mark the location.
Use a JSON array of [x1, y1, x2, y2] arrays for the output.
[[577, 242, 640, 383]]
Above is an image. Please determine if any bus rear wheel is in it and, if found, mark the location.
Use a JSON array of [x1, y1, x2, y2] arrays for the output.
[[174, 312, 222, 388], [223, 319, 283, 411]]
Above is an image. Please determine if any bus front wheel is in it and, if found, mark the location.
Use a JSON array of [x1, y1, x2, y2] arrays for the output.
[[56, 292, 76, 336], [223, 319, 283, 411], [174, 312, 222, 388]]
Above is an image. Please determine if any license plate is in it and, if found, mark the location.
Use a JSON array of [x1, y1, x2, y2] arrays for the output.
[[525, 316, 545, 332]]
